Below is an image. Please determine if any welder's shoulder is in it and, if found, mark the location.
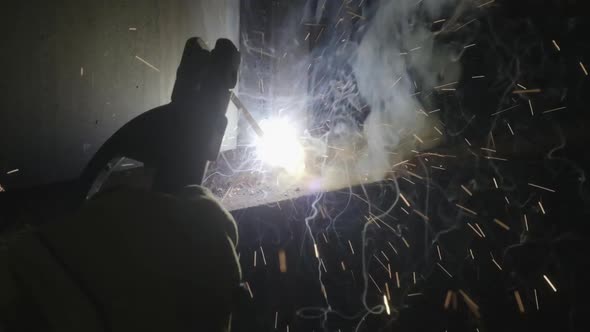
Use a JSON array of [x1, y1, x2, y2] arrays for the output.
[[96, 186, 238, 245], [177, 185, 238, 245]]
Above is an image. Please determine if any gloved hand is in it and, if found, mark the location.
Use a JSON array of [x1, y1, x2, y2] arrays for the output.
[[79, 38, 240, 200]]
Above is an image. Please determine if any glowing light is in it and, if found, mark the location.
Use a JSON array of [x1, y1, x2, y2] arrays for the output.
[[383, 295, 391, 315], [543, 274, 557, 292], [255, 117, 305, 174]]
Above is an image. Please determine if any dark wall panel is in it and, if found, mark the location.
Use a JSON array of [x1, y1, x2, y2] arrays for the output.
[[0, 0, 238, 188]]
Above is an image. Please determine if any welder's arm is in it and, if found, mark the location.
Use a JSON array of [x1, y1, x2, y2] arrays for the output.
[[0, 186, 241, 332]]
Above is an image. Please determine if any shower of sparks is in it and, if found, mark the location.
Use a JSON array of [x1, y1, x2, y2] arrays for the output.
[[401, 237, 410, 248], [407, 171, 424, 180], [205, 2, 586, 330], [388, 242, 398, 255], [321, 284, 328, 299], [484, 156, 508, 161], [260, 246, 267, 265], [490, 104, 519, 116], [513, 88, 541, 94], [244, 282, 254, 298], [528, 182, 556, 192], [580, 62, 589, 76], [493, 218, 510, 231], [374, 255, 388, 272], [477, 0, 495, 8], [543, 106, 567, 114], [461, 184, 473, 196], [383, 295, 391, 315], [514, 290, 525, 313], [437, 263, 453, 278], [414, 209, 429, 221], [134, 55, 160, 72], [278, 249, 287, 273], [390, 76, 402, 88], [506, 121, 515, 135], [468, 223, 484, 238], [454, 18, 477, 32], [456, 203, 478, 216], [348, 240, 355, 255], [538, 201, 546, 214], [475, 223, 486, 237], [399, 193, 411, 207], [434, 81, 458, 89], [444, 290, 453, 309], [369, 274, 383, 293], [543, 275, 558, 292], [458, 290, 480, 318]]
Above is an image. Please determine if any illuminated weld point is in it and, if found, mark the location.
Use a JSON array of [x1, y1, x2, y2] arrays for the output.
[[255, 117, 305, 174]]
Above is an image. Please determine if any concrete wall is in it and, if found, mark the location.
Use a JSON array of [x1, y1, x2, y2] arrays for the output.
[[0, 0, 239, 188]]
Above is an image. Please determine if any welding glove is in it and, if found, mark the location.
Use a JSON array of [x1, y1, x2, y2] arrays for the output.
[[79, 37, 240, 199]]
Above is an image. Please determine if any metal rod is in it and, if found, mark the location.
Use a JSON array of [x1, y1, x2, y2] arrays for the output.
[[230, 92, 264, 137]]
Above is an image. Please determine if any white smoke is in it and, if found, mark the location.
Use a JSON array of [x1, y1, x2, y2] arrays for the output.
[[240, 0, 476, 193], [318, 0, 469, 187]]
